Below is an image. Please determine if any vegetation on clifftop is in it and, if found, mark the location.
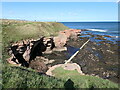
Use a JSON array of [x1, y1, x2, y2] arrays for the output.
[[1, 19, 119, 89], [2, 19, 69, 63], [2, 19, 69, 47], [2, 19, 69, 88]]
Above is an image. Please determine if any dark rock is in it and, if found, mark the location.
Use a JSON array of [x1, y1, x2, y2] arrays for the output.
[[29, 59, 48, 73]]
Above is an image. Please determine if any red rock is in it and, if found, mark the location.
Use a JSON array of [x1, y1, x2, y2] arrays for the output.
[[53, 29, 81, 47], [7, 29, 81, 67], [53, 33, 67, 47], [59, 29, 81, 38]]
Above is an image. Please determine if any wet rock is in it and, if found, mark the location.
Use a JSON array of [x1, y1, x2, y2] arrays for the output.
[[95, 37, 106, 40], [6, 29, 119, 83], [45, 32, 119, 83], [29, 59, 48, 73], [104, 35, 112, 38]]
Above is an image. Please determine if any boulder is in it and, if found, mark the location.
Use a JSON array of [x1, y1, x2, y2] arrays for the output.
[[53, 33, 68, 48], [59, 29, 81, 39], [53, 29, 81, 48]]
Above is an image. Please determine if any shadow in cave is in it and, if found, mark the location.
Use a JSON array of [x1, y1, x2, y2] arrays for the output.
[[15, 53, 29, 67], [64, 79, 75, 90], [46, 38, 55, 50], [29, 37, 46, 62], [11, 45, 29, 67], [9, 37, 56, 68]]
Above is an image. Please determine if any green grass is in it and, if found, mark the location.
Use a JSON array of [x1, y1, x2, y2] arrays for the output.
[[2, 19, 69, 48], [0, 59, 2, 90], [1, 19, 119, 89], [52, 67, 118, 88], [1, 19, 70, 88], [2, 65, 66, 88], [2, 19, 69, 63]]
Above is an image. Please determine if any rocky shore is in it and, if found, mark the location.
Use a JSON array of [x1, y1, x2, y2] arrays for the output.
[[7, 29, 81, 72], [6, 29, 119, 84], [45, 29, 119, 83]]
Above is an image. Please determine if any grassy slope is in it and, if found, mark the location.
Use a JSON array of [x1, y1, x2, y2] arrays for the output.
[[2, 65, 66, 88], [1, 19, 69, 88], [52, 67, 118, 88], [2, 19, 69, 61], [2, 19, 69, 47], [1, 19, 118, 88]]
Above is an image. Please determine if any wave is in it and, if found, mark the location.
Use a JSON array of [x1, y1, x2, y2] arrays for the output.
[[86, 29, 119, 38], [87, 29, 107, 32], [111, 36, 120, 38]]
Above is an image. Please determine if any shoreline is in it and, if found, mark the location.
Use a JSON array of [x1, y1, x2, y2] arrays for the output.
[[2, 19, 119, 88], [44, 29, 119, 83], [5, 27, 119, 83]]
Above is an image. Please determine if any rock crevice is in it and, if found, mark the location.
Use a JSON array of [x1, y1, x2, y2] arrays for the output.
[[7, 29, 81, 73]]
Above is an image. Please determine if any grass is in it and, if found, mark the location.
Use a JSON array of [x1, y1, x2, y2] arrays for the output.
[[1, 19, 70, 88], [1, 19, 119, 89], [52, 67, 119, 88], [2, 65, 66, 88], [2, 19, 69, 63], [2, 19, 69, 48]]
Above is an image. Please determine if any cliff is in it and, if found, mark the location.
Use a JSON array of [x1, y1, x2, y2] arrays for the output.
[[1, 19, 118, 89]]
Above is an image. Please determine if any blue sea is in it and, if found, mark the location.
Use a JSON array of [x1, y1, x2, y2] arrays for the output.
[[61, 22, 119, 59], [61, 22, 119, 41]]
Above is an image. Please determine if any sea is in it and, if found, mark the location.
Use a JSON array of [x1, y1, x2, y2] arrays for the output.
[[61, 22, 119, 58], [61, 22, 119, 42]]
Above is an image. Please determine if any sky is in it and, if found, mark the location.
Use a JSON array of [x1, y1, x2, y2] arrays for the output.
[[1, 0, 119, 2], [2, 2, 118, 22]]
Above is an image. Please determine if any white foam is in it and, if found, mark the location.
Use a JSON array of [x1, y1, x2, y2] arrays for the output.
[[111, 36, 119, 38], [115, 36, 119, 38], [87, 29, 107, 32]]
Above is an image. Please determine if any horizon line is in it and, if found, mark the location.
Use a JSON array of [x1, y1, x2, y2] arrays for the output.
[[1, 18, 119, 22]]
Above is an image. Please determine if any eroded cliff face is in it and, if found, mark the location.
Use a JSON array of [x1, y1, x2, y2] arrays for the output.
[[7, 29, 81, 73]]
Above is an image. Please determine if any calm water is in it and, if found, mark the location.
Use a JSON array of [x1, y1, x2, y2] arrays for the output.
[[61, 22, 119, 37], [61, 22, 119, 58]]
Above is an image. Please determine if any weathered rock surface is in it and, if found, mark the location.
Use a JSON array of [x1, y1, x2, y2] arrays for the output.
[[6, 28, 119, 83], [7, 29, 81, 73], [44, 31, 119, 83], [54, 29, 81, 47]]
